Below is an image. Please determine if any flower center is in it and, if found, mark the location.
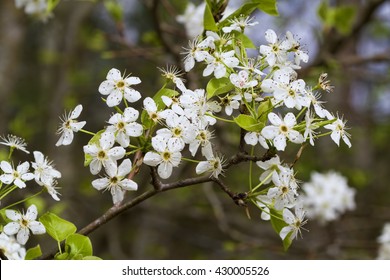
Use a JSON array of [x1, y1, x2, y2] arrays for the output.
[[172, 127, 182, 137], [97, 150, 107, 160], [198, 131, 207, 142], [110, 176, 119, 185], [281, 186, 289, 194], [117, 121, 125, 130], [149, 112, 158, 122], [280, 125, 288, 133], [162, 151, 171, 161], [116, 80, 125, 89], [13, 171, 20, 179], [65, 120, 72, 129], [21, 218, 29, 228]]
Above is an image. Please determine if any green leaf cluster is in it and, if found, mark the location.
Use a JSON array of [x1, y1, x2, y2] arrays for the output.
[[39, 212, 100, 260]]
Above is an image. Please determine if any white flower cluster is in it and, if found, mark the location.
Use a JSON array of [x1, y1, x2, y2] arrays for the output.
[[54, 12, 352, 244], [0, 135, 62, 201], [377, 223, 390, 259], [0, 135, 61, 258], [301, 171, 356, 224]]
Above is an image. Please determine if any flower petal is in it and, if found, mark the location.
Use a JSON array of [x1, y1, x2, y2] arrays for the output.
[[26, 204, 38, 221]]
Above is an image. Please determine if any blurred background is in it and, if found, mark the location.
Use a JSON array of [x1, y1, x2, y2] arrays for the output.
[[1, 0, 390, 259]]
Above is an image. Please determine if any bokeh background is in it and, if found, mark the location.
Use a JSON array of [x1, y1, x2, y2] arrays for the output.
[[1, 0, 390, 259]]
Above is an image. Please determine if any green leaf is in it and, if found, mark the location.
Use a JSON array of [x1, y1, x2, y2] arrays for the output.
[[84, 129, 105, 167], [206, 77, 234, 99], [233, 114, 264, 132], [257, 99, 273, 124], [204, 1, 218, 31], [65, 233, 93, 259], [40, 212, 77, 242], [83, 256, 103, 260], [256, 0, 279, 16], [141, 88, 179, 128], [55, 252, 70, 260], [219, 0, 278, 27], [25, 245, 42, 260], [232, 31, 256, 49], [269, 208, 292, 251]]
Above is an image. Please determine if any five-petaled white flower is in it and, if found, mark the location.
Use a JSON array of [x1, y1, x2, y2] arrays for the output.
[[261, 112, 303, 151], [259, 29, 287, 67], [280, 205, 307, 240], [31, 151, 62, 187], [56, 104, 86, 146], [195, 150, 224, 178], [3, 204, 46, 245], [324, 117, 352, 148], [92, 159, 138, 204], [98, 68, 142, 107], [203, 50, 239, 79], [230, 70, 258, 89], [0, 161, 34, 189], [106, 107, 143, 148], [256, 155, 286, 185], [143, 137, 182, 179], [83, 132, 126, 175]]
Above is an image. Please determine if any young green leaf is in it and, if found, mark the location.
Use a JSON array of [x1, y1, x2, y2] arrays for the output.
[[25, 245, 42, 260], [231, 31, 256, 49], [269, 208, 292, 251], [65, 233, 93, 258], [206, 77, 234, 99], [204, 1, 218, 31], [40, 212, 77, 242], [257, 99, 273, 124], [234, 114, 264, 132]]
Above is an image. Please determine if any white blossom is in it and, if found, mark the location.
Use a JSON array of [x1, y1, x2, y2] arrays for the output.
[[222, 16, 258, 33], [83, 132, 125, 175], [203, 50, 239, 79], [301, 171, 355, 224], [0, 134, 30, 154], [92, 159, 138, 204], [56, 104, 86, 146], [0, 161, 34, 189], [98, 68, 141, 107], [324, 117, 352, 148], [31, 151, 62, 187], [3, 204, 46, 245], [259, 29, 288, 67], [261, 112, 304, 151], [143, 137, 182, 179], [0, 233, 26, 260], [106, 107, 143, 147], [280, 205, 307, 240], [230, 70, 258, 89]]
